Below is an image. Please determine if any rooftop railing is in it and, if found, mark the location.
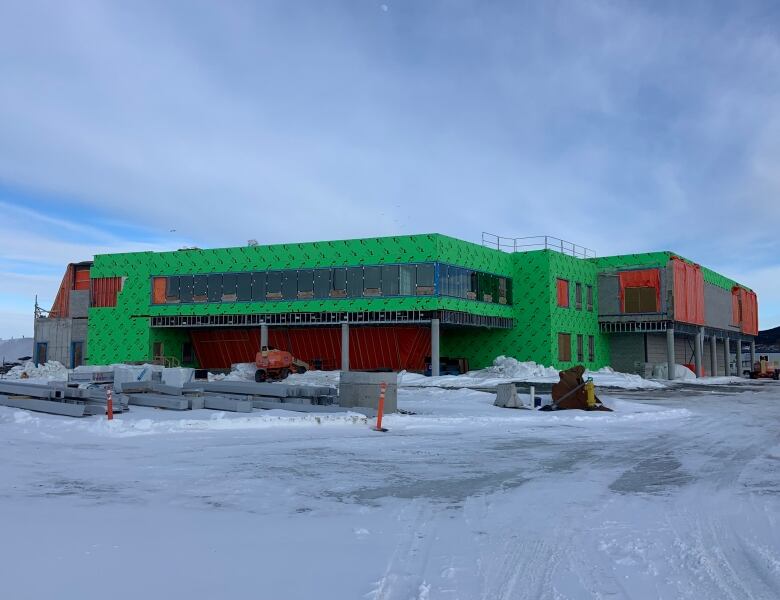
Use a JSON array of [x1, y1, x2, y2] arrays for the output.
[[481, 233, 596, 259]]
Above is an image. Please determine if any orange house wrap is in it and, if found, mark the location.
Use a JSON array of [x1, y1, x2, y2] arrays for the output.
[[671, 257, 704, 325]]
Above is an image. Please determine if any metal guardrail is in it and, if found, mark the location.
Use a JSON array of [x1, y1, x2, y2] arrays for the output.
[[482, 233, 596, 259]]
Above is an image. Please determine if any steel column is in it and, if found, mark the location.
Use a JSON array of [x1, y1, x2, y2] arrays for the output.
[[723, 338, 731, 376], [341, 322, 350, 372], [750, 340, 756, 369], [694, 327, 703, 377], [736, 340, 743, 377], [260, 323, 268, 348], [709, 334, 717, 377], [666, 327, 675, 380], [431, 318, 440, 377]]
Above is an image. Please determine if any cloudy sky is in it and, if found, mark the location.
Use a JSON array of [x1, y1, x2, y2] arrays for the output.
[[1, 0, 779, 338]]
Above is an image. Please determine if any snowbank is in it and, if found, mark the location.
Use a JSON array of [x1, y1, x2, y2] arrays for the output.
[[3, 360, 68, 381], [651, 363, 697, 381]]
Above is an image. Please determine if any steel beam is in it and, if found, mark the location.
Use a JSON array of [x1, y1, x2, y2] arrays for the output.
[[127, 394, 189, 410], [203, 396, 253, 412], [0, 395, 87, 417]]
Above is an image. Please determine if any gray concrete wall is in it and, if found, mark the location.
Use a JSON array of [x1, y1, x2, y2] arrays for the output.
[[607, 333, 645, 374], [646, 334, 668, 365], [339, 371, 398, 413], [33, 318, 72, 365], [704, 283, 740, 333], [68, 290, 90, 319], [598, 267, 669, 317]]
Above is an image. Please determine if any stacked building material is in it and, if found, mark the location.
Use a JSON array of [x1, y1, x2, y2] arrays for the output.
[[0, 381, 128, 417]]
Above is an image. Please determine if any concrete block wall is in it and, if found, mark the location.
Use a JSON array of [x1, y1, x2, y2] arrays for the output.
[[33, 318, 73, 365]]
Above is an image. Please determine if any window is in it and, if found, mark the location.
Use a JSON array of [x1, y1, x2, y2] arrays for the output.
[[207, 274, 222, 302], [498, 277, 508, 305], [166, 276, 180, 302], [624, 287, 658, 313], [179, 276, 193, 303], [556, 279, 569, 308], [586, 285, 593, 311], [558, 333, 572, 362], [363, 266, 381, 296], [381, 265, 399, 296], [311, 269, 330, 298], [331, 268, 347, 298], [588, 335, 595, 362], [221, 273, 237, 301], [193, 275, 208, 302], [577, 334, 584, 362], [266, 271, 282, 299], [236, 273, 252, 301], [478, 272, 495, 302], [346, 267, 363, 297], [297, 270, 314, 299], [152, 341, 164, 359], [416, 264, 435, 295], [575, 283, 582, 310], [400, 265, 416, 295], [281, 271, 297, 300], [467, 271, 478, 300], [251, 272, 266, 301], [182, 342, 195, 364]]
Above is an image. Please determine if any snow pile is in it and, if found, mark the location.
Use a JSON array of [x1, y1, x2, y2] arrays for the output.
[[480, 356, 561, 380], [651, 363, 696, 381], [3, 360, 68, 381]]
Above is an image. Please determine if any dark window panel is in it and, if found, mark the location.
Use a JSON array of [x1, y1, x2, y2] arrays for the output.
[[381, 265, 399, 296], [331, 268, 347, 298], [252, 272, 266, 301], [314, 269, 331, 298], [236, 273, 252, 301], [558, 332, 572, 362], [179, 276, 193, 303], [281, 270, 297, 300], [364, 266, 381, 296], [207, 274, 222, 302], [298, 270, 314, 298], [400, 265, 416, 295], [193, 275, 208, 302], [266, 271, 282, 299], [346, 267, 363, 297], [498, 277, 508, 305], [577, 334, 584, 361], [166, 276, 180, 301], [222, 273, 238, 300]]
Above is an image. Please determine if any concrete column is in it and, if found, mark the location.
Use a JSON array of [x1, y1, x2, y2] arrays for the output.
[[750, 340, 756, 368], [694, 328, 703, 378], [431, 318, 440, 377], [709, 334, 717, 377], [723, 337, 730, 376], [341, 322, 350, 371], [260, 323, 268, 348], [666, 327, 675, 380], [736, 340, 743, 377]]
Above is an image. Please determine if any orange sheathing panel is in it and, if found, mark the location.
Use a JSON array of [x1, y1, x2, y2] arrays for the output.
[[556, 279, 569, 307], [189, 326, 430, 370], [91, 277, 122, 308], [671, 258, 704, 325], [50, 264, 74, 318], [151, 277, 167, 305], [739, 289, 758, 335], [731, 288, 741, 326], [618, 268, 660, 312], [73, 267, 91, 290]]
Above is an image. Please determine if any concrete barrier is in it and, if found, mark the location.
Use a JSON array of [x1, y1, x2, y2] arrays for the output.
[[338, 371, 398, 413]]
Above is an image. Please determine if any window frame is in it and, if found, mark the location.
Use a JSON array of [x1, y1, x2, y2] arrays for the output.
[[556, 278, 570, 308], [576, 334, 584, 362], [558, 332, 572, 362]]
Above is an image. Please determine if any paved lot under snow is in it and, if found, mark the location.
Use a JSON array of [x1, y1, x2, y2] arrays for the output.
[[2, 382, 780, 599]]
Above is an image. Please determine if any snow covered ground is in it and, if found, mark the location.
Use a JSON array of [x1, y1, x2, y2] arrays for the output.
[[2, 381, 780, 599]]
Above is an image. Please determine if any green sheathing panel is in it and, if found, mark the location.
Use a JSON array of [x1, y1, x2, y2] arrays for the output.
[[547, 252, 610, 370], [87, 234, 512, 365], [441, 251, 552, 369]]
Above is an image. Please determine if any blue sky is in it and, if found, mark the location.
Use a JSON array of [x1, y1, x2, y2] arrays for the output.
[[1, 1, 779, 338]]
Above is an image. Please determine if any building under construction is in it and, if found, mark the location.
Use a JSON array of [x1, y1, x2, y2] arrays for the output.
[[33, 233, 760, 378]]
